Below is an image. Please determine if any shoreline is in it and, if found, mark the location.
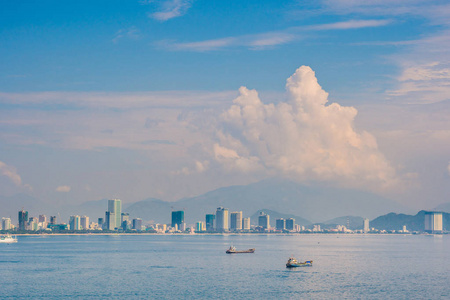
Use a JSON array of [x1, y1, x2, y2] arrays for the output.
[[10, 232, 448, 236]]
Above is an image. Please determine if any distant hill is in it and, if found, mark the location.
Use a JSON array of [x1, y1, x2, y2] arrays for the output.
[[250, 209, 311, 227], [434, 202, 450, 213], [0, 178, 414, 226], [175, 178, 412, 224], [370, 210, 450, 231], [124, 198, 171, 223], [0, 194, 49, 223], [322, 216, 364, 230]]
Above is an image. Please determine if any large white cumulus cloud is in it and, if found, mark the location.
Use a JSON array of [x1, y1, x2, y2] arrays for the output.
[[214, 66, 398, 189]]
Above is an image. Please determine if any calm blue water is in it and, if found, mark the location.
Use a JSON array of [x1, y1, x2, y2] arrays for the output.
[[1, 234, 449, 299]]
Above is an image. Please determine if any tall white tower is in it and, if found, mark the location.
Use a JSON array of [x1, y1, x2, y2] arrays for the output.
[[108, 199, 122, 229], [424, 212, 443, 233], [230, 211, 243, 231]]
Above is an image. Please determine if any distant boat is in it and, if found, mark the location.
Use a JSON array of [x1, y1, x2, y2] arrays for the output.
[[226, 246, 255, 254], [286, 257, 312, 268], [0, 234, 18, 244]]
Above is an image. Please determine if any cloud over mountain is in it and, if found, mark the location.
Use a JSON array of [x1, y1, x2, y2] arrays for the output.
[[214, 66, 398, 190]]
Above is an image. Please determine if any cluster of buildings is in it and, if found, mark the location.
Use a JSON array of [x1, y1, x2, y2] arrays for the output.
[[170, 207, 301, 233], [0, 201, 446, 234]]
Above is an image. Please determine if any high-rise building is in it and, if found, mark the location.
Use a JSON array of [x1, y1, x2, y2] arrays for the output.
[[69, 215, 81, 230], [215, 207, 229, 232], [50, 216, 57, 225], [2, 217, 12, 230], [105, 211, 116, 230], [230, 211, 243, 231], [80, 216, 89, 230], [276, 218, 286, 231], [98, 218, 104, 228], [286, 218, 295, 231], [242, 217, 251, 230], [205, 214, 215, 231], [258, 212, 269, 229], [18, 209, 28, 231], [363, 218, 370, 233], [424, 212, 443, 233], [39, 215, 47, 223], [108, 199, 122, 229], [132, 218, 142, 231], [171, 211, 185, 228]]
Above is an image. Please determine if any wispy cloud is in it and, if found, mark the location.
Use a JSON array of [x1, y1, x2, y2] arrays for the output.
[[0, 90, 236, 109], [161, 19, 390, 51], [0, 161, 23, 186], [305, 19, 391, 30], [112, 27, 140, 44], [148, 0, 193, 21], [163, 31, 297, 51], [0, 160, 32, 191], [56, 185, 71, 192]]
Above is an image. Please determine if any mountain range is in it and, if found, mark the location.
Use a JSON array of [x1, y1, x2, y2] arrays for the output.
[[1, 179, 415, 225], [370, 210, 450, 231]]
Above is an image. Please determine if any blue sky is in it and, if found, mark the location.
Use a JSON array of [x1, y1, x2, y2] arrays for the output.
[[1, 0, 450, 210], [0, 0, 424, 93]]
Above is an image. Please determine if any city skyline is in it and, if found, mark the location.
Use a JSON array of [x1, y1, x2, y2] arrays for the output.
[[1, 1, 450, 212]]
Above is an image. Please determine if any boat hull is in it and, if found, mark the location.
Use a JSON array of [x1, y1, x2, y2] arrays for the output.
[[286, 260, 313, 268], [226, 248, 255, 254], [0, 236, 18, 244]]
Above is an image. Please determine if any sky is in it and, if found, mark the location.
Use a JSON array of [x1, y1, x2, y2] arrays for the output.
[[1, 0, 450, 210]]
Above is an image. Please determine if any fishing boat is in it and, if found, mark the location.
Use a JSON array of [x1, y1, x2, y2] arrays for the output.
[[0, 234, 18, 244], [226, 246, 255, 254], [286, 257, 312, 268]]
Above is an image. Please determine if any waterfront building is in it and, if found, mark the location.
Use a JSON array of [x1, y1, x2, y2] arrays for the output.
[[108, 199, 122, 229], [215, 207, 229, 232], [50, 216, 57, 225], [18, 209, 28, 231], [2, 217, 11, 230], [105, 211, 116, 230], [28, 217, 38, 231], [363, 218, 370, 233], [48, 224, 69, 231], [39, 215, 47, 223], [121, 213, 129, 223], [286, 218, 295, 231], [276, 218, 286, 231], [195, 221, 205, 232], [69, 215, 81, 230], [258, 212, 269, 229], [171, 211, 185, 228], [157, 224, 167, 232], [424, 212, 443, 233], [402, 225, 408, 232], [230, 211, 243, 231], [205, 214, 215, 231], [80, 216, 89, 230], [242, 217, 251, 230], [132, 218, 143, 231], [98, 218, 104, 228]]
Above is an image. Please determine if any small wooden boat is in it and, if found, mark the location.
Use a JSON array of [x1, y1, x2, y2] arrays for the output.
[[226, 246, 255, 254], [286, 257, 312, 267]]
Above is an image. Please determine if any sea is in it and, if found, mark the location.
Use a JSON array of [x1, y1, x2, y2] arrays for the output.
[[1, 234, 449, 299]]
